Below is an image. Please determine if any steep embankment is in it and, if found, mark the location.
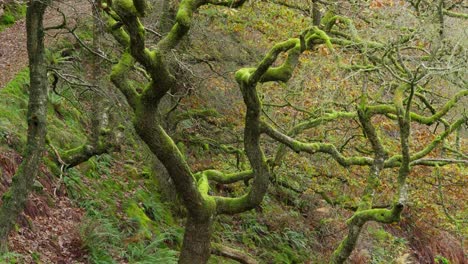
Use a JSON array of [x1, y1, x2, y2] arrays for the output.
[[0, 69, 88, 263], [0, 20, 26, 87], [0, 2, 184, 262], [0, 1, 89, 88], [0, 2, 92, 263], [1, 1, 466, 263]]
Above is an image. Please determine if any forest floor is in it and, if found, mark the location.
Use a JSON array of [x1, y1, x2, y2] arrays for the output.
[[0, 19, 26, 87], [0, 1, 91, 263], [0, 146, 87, 263], [0, 0, 90, 88]]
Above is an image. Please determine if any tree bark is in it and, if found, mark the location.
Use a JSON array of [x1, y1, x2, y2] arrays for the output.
[[312, 0, 321, 26], [133, 108, 216, 263], [330, 222, 365, 264], [0, 0, 49, 252], [179, 215, 214, 264]]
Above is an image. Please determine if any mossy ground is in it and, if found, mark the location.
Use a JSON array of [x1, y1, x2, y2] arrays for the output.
[[0, 45, 181, 263], [0, 3, 26, 32]]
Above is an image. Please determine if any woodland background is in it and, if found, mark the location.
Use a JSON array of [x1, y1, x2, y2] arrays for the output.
[[0, 0, 466, 263]]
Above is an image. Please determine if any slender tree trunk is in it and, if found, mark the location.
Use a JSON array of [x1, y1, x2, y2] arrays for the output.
[[0, 0, 49, 252], [179, 214, 214, 264], [311, 0, 321, 26], [330, 221, 365, 264], [330, 108, 388, 264]]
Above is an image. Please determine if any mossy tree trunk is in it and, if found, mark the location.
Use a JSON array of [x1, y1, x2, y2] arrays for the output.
[[102, 0, 281, 262], [0, 0, 50, 252], [178, 214, 214, 263], [0, 0, 25, 23], [103, 2, 357, 262]]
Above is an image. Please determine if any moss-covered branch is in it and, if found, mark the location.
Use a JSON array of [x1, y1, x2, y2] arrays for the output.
[[291, 111, 357, 135], [411, 158, 468, 166], [385, 117, 466, 167], [156, 0, 202, 52], [261, 121, 373, 167], [236, 39, 299, 85], [173, 108, 221, 124], [273, 111, 356, 166], [324, 15, 360, 41], [366, 89, 468, 125], [206, 0, 247, 8], [236, 27, 335, 85], [58, 137, 116, 169], [110, 51, 140, 109], [195, 170, 253, 184], [443, 9, 468, 19]]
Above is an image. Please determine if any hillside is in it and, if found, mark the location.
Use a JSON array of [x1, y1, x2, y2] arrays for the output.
[[0, 0, 466, 263]]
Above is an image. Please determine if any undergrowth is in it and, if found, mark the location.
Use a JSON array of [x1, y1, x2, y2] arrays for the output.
[[0, 68, 30, 149], [0, 3, 26, 32], [367, 226, 409, 264], [0, 252, 23, 264], [215, 201, 316, 263], [0, 59, 181, 263], [66, 153, 181, 263]]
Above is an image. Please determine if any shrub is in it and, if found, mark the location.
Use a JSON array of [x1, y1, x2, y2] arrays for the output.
[[0, 13, 15, 25]]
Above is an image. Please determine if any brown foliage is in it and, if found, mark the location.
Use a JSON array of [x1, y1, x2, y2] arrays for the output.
[[387, 213, 466, 264]]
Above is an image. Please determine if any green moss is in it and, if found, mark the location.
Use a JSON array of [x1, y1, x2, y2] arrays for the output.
[[176, 4, 192, 27], [368, 227, 392, 242], [43, 157, 61, 177], [124, 164, 140, 178], [197, 174, 210, 195], [176, 141, 186, 158], [0, 69, 30, 146], [1, 68, 29, 98], [0, 252, 23, 263], [125, 201, 154, 238], [0, 2, 26, 31], [235, 68, 253, 83], [435, 255, 452, 264], [1, 13, 15, 25], [1, 190, 12, 203], [113, 0, 139, 16], [111, 52, 132, 78], [47, 119, 86, 150]]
